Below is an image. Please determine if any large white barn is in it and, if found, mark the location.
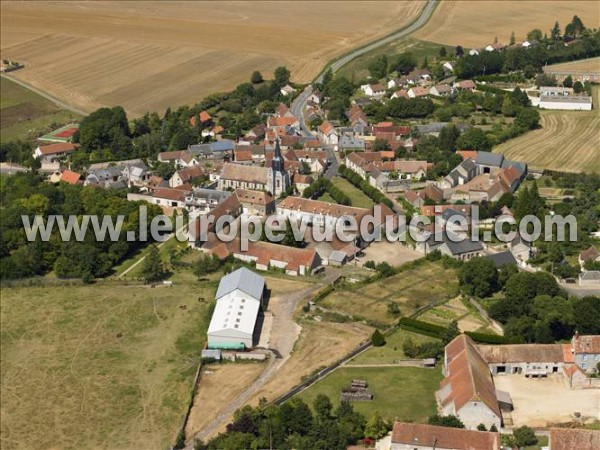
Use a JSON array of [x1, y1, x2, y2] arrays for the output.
[[207, 267, 265, 349]]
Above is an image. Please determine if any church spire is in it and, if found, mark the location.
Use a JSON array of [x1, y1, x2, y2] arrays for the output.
[[271, 138, 284, 173]]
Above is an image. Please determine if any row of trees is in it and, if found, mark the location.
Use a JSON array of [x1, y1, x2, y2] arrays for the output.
[[337, 165, 394, 209], [302, 177, 351, 206]]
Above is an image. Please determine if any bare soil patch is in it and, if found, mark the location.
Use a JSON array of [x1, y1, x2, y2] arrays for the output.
[[493, 374, 600, 427]]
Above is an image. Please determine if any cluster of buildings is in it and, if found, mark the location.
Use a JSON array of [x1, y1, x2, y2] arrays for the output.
[[436, 334, 600, 430], [532, 86, 593, 111], [385, 421, 599, 450], [578, 245, 600, 287]]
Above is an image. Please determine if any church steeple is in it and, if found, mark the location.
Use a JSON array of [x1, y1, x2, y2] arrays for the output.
[[271, 138, 284, 173], [267, 137, 290, 197]]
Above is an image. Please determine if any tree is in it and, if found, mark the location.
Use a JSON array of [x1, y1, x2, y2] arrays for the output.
[[368, 55, 388, 79], [438, 124, 460, 152], [527, 29, 543, 42], [477, 423, 487, 431], [456, 127, 490, 152], [313, 394, 333, 422], [439, 46, 447, 57], [441, 321, 460, 345], [510, 31, 516, 46], [193, 253, 221, 278], [455, 45, 464, 58], [514, 107, 540, 130], [489, 424, 498, 432], [427, 414, 465, 429], [371, 330, 386, 347], [550, 21, 561, 42], [274, 66, 291, 87], [563, 75, 573, 87], [523, 64, 536, 79], [141, 245, 165, 283], [365, 411, 388, 439], [250, 71, 264, 84], [573, 80, 584, 93], [372, 138, 391, 151], [393, 52, 417, 74], [458, 257, 499, 298], [513, 426, 538, 447]]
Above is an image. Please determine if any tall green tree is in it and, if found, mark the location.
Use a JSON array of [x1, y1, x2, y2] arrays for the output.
[[458, 257, 499, 298], [141, 245, 165, 283], [365, 411, 388, 439]]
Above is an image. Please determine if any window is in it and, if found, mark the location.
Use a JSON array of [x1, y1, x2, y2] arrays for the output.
[[241, 299, 245, 303], [583, 355, 588, 361], [238, 312, 242, 316], [240, 305, 244, 310]]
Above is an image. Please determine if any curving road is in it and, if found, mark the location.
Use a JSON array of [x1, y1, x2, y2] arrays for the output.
[[290, 0, 438, 177]]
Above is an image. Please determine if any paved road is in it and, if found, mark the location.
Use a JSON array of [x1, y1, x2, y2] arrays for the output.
[[1, 73, 88, 116], [289, 0, 438, 180]]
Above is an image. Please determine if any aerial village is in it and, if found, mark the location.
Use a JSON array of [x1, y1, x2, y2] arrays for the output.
[[4, 16, 600, 450]]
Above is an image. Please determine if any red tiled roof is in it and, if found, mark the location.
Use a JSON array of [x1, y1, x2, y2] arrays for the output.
[[153, 188, 187, 202], [177, 165, 204, 182], [235, 189, 273, 206], [319, 121, 334, 135], [572, 335, 600, 354], [60, 169, 81, 185], [456, 150, 478, 160], [234, 150, 253, 162], [477, 344, 566, 363], [37, 142, 78, 155], [421, 204, 472, 217], [580, 245, 600, 262], [458, 80, 477, 90], [409, 86, 429, 97], [199, 111, 212, 123], [392, 422, 500, 450], [549, 428, 600, 450], [267, 116, 298, 128], [220, 163, 268, 185], [440, 335, 501, 419]]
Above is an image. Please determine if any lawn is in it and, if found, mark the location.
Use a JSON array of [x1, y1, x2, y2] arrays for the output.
[[337, 38, 451, 81], [350, 329, 438, 365], [0, 76, 81, 142], [317, 177, 374, 209], [296, 366, 443, 422], [0, 269, 219, 450], [320, 261, 459, 325]]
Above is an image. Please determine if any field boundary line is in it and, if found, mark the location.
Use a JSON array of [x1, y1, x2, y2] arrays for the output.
[[1, 73, 88, 116]]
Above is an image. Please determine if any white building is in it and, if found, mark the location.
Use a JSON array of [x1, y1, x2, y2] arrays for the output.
[[207, 268, 265, 349], [539, 95, 592, 111]]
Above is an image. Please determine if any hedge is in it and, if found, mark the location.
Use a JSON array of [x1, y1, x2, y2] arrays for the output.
[[399, 317, 514, 344]]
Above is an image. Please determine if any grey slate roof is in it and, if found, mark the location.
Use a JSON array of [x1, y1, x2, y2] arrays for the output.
[[580, 271, 600, 281], [328, 250, 347, 264], [211, 140, 235, 152], [475, 151, 504, 167], [215, 267, 265, 301], [502, 159, 527, 175], [189, 144, 212, 156], [444, 238, 484, 255], [485, 251, 517, 268]]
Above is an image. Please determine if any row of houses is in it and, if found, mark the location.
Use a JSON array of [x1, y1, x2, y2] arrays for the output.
[[386, 421, 599, 450]]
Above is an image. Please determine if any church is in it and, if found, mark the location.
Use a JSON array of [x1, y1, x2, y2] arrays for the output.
[[218, 138, 290, 197]]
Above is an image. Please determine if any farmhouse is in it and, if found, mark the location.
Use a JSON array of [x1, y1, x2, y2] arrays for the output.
[[477, 344, 567, 376], [407, 86, 429, 98], [454, 80, 476, 92], [169, 165, 205, 187], [33, 142, 79, 163], [436, 335, 502, 430], [207, 268, 265, 349], [429, 84, 452, 96], [570, 333, 600, 373], [579, 245, 600, 267], [318, 121, 339, 146], [362, 83, 386, 97], [158, 149, 198, 167], [390, 422, 500, 450], [59, 169, 82, 185]]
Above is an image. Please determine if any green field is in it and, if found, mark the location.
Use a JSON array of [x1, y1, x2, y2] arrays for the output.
[[320, 261, 459, 325], [318, 176, 375, 209], [337, 38, 452, 81], [350, 329, 437, 365], [297, 366, 442, 421], [0, 269, 217, 450], [0, 76, 81, 142]]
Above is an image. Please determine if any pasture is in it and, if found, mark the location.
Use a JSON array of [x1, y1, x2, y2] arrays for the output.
[[0, 76, 80, 142], [319, 261, 459, 325], [0, 270, 218, 450], [0, 1, 424, 117], [494, 87, 600, 173], [318, 176, 375, 209], [414, 1, 600, 48], [296, 366, 442, 421]]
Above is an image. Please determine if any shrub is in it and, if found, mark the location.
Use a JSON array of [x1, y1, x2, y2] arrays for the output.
[[371, 330, 386, 347]]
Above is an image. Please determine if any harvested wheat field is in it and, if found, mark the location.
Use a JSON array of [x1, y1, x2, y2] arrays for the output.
[[544, 57, 600, 74], [0, 1, 424, 117], [415, 1, 600, 48], [494, 87, 600, 174]]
